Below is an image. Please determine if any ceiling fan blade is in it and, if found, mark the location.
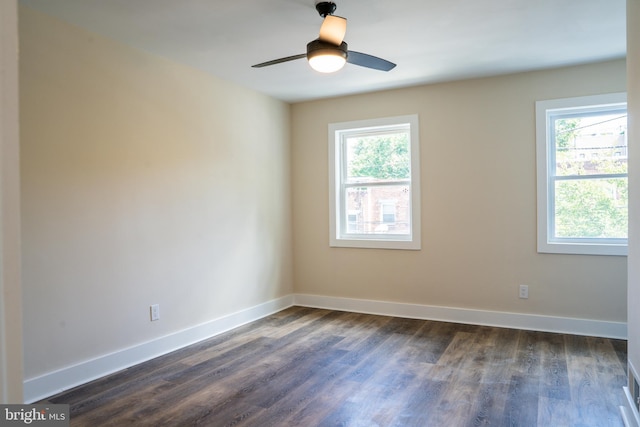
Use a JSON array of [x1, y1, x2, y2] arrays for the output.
[[318, 15, 347, 45], [347, 51, 396, 71], [252, 53, 306, 68]]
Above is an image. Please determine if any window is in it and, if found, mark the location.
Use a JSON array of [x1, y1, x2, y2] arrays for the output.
[[380, 201, 397, 224], [329, 115, 420, 249], [536, 93, 628, 256]]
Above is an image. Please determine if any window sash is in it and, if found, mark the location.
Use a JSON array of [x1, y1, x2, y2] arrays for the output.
[[549, 175, 628, 242], [338, 181, 412, 240]]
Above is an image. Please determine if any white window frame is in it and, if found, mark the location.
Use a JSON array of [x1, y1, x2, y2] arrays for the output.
[[535, 93, 628, 256], [328, 114, 421, 250]]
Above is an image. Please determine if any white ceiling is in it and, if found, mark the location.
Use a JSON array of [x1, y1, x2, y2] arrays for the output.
[[19, 0, 626, 103]]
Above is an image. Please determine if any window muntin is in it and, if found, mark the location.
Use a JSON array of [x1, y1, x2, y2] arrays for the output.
[[536, 93, 628, 255], [329, 115, 420, 250]]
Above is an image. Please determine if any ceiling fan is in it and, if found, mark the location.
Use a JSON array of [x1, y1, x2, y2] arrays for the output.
[[251, 1, 396, 73]]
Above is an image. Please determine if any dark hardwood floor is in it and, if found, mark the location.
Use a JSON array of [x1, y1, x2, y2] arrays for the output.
[[41, 306, 628, 426]]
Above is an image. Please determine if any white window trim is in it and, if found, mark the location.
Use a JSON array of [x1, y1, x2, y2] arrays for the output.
[[329, 114, 421, 250], [535, 92, 628, 256]]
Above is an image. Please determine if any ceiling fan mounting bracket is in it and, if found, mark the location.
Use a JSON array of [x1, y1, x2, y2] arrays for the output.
[[315, 2, 337, 18]]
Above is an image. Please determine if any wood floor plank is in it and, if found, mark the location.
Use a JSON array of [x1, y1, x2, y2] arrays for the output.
[[539, 332, 571, 401], [465, 381, 512, 427], [39, 307, 627, 427], [390, 378, 449, 427], [565, 335, 625, 427], [501, 374, 540, 426], [409, 320, 459, 364], [238, 350, 352, 426], [537, 395, 574, 427]]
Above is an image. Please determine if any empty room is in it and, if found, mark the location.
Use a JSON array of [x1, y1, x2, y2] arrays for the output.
[[1, 0, 640, 426]]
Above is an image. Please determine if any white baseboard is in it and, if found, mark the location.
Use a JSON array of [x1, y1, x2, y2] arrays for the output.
[[23, 293, 627, 404], [293, 294, 628, 339], [23, 295, 294, 404]]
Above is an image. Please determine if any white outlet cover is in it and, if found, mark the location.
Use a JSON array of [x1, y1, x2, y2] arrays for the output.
[[519, 285, 529, 299], [150, 304, 160, 321]]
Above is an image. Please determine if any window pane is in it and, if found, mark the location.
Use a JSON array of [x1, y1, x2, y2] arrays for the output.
[[344, 185, 410, 235], [345, 132, 410, 184], [554, 113, 627, 177], [554, 177, 628, 239]]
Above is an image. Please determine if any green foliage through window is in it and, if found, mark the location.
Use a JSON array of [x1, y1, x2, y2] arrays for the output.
[[555, 178, 628, 239], [347, 133, 410, 180]]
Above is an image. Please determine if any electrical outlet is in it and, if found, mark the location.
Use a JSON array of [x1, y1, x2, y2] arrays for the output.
[[519, 285, 529, 299], [150, 304, 160, 321]]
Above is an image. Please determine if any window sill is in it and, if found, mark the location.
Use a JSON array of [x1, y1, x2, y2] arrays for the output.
[[537, 241, 627, 256], [330, 237, 421, 250]]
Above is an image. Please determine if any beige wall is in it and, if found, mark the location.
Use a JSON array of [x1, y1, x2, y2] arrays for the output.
[[0, 0, 23, 403], [627, 0, 640, 379], [292, 59, 627, 323], [19, 6, 292, 380]]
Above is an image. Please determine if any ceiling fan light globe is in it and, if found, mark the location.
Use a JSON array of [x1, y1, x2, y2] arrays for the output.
[[306, 40, 348, 73], [308, 54, 346, 73]]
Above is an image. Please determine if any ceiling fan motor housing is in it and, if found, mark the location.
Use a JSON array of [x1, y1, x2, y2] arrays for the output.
[[307, 39, 348, 60]]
